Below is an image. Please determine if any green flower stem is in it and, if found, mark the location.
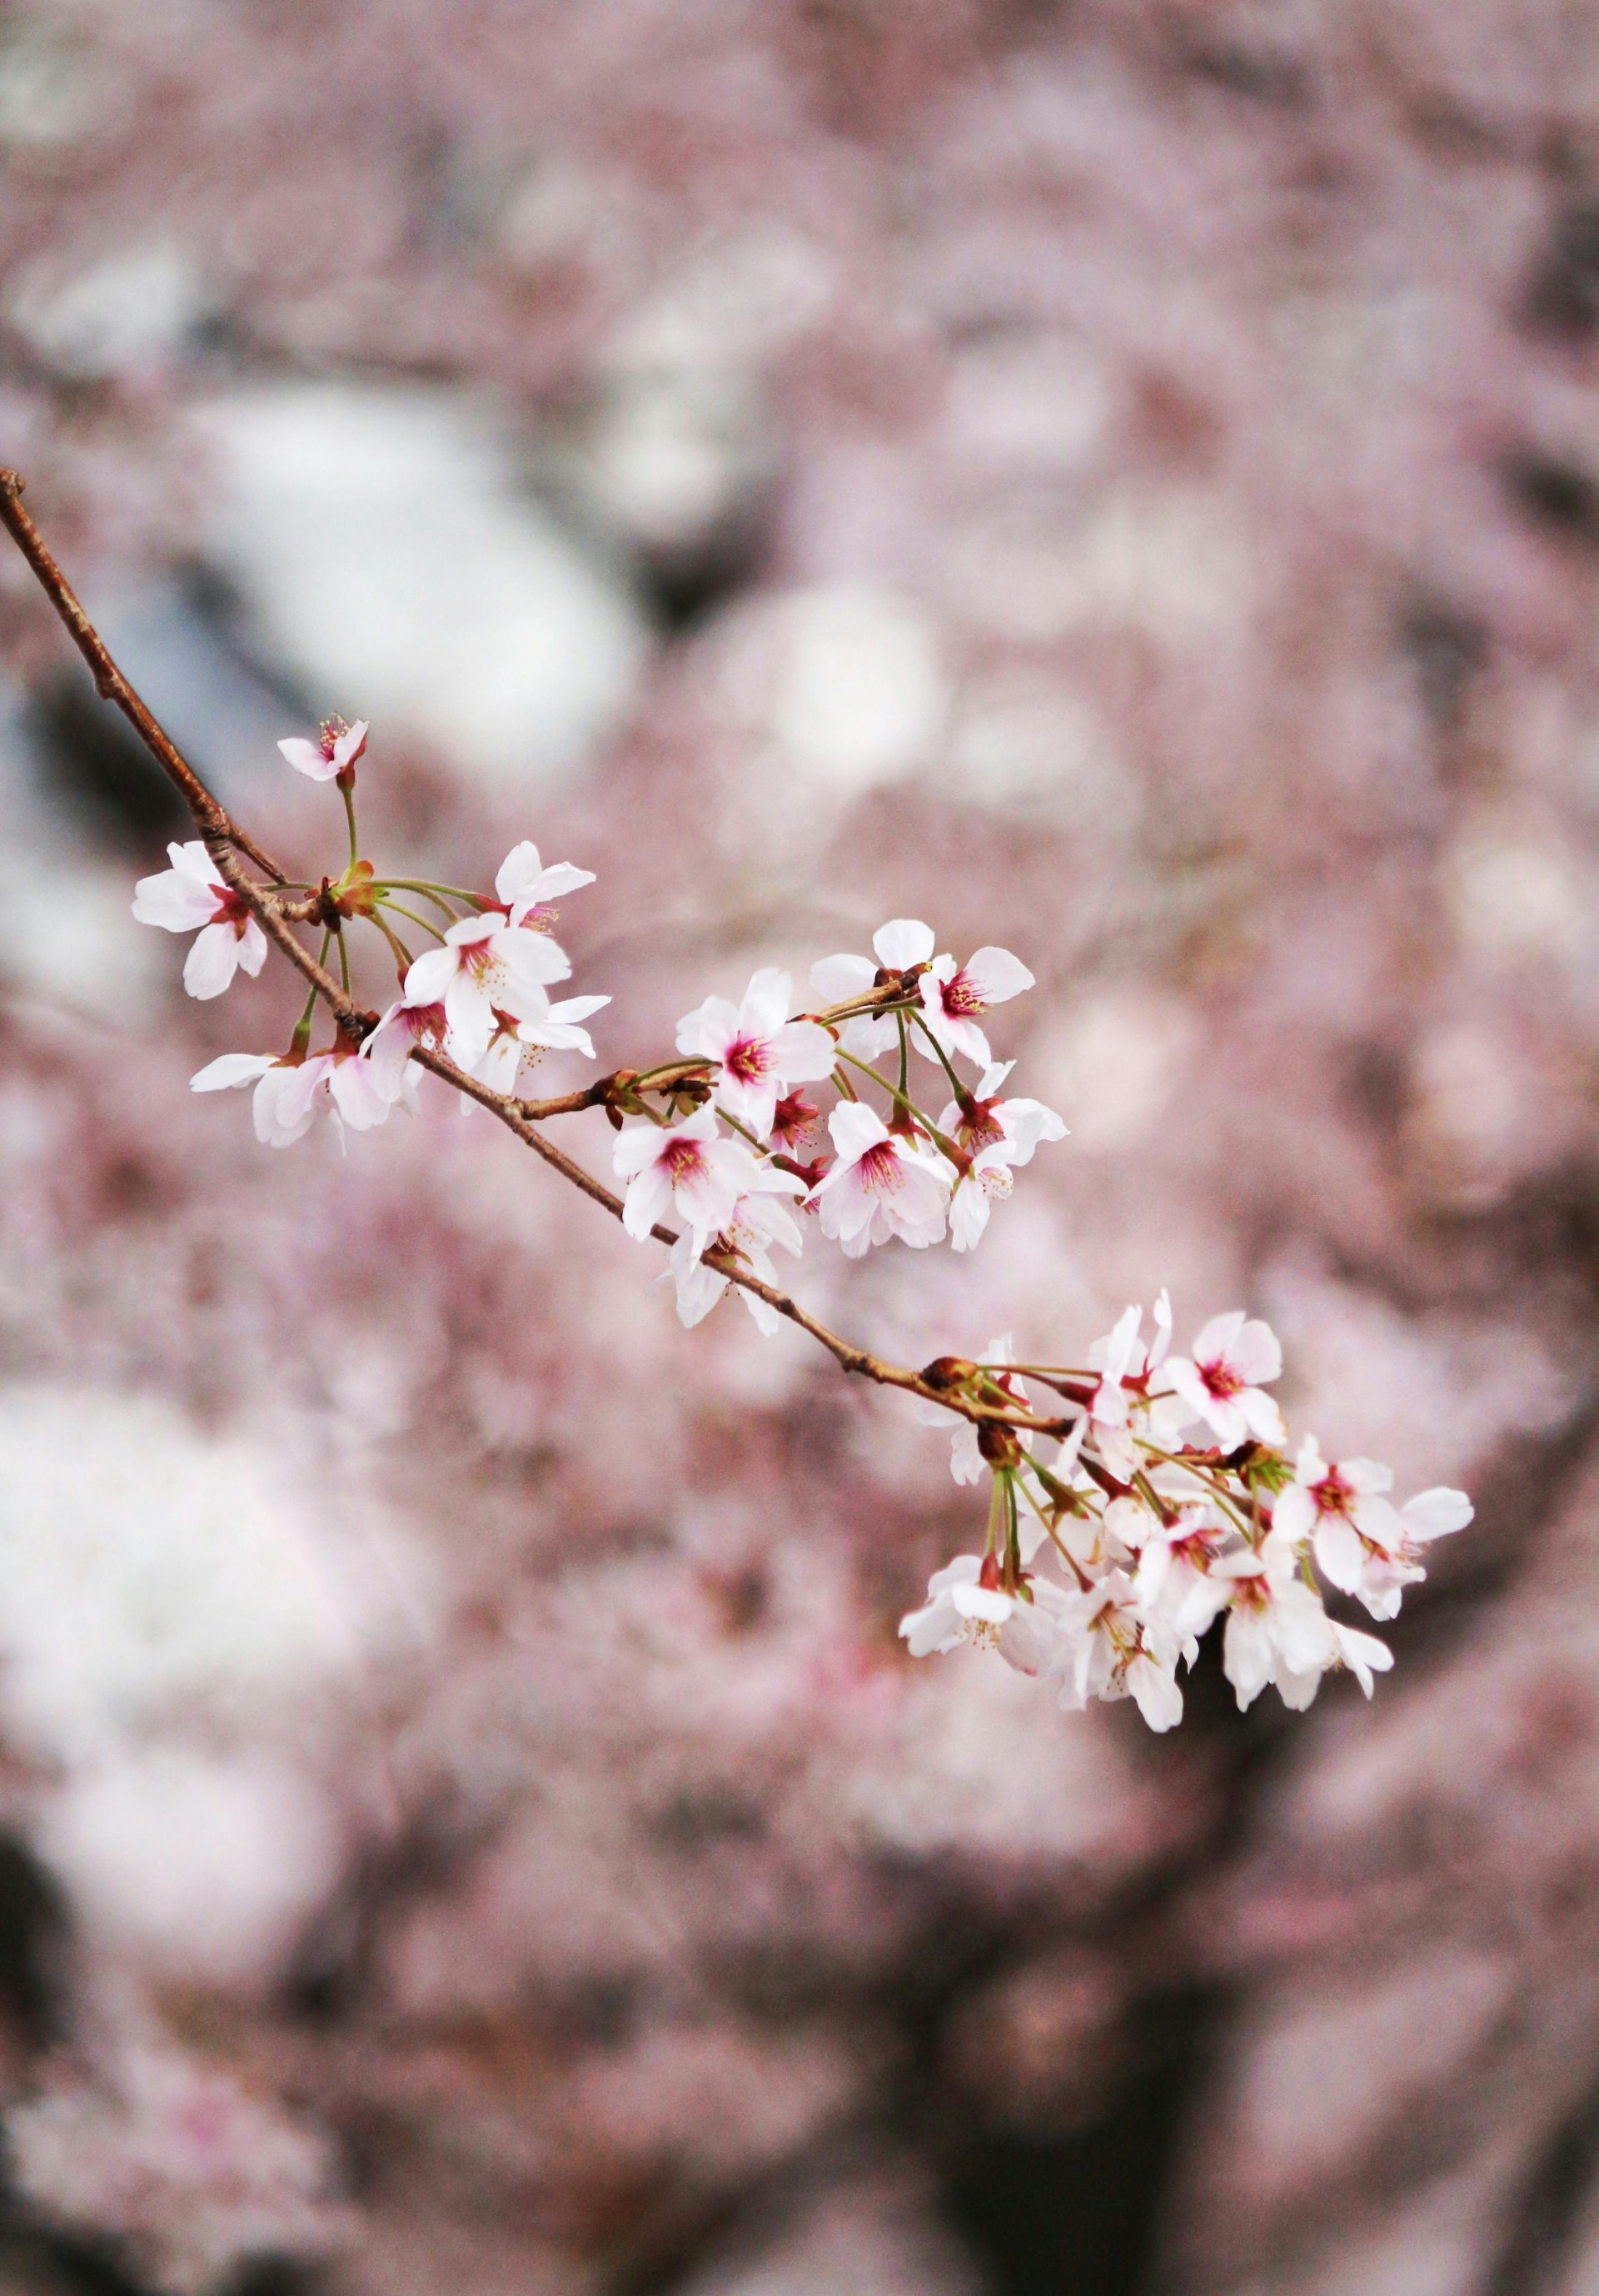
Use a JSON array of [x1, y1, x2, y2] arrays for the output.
[[832, 1047, 965, 1163]]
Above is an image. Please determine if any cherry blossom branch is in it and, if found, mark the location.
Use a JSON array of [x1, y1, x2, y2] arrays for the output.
[[0, 469, 1059, 1440]]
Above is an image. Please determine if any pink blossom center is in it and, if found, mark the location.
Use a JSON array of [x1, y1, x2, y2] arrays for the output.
[[724, 1033, 772, 1084], [1199, 1356, 1243, 1400], [856, 1140, 904, 1198], [1310, 1467, 1355, 1517], [665, 1139, 709, 1184], [939, 970, 985, 1018]]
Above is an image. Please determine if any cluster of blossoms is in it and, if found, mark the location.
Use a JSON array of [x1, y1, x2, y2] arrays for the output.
[[131, 716, 1473, 1733], [900, 1307, 1473, 1731]]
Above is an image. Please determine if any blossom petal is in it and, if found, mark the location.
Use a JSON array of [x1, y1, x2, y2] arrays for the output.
[[277, 736, 338, 780], [960, 946, 1034, 1005], [873, 918, 935, 969], [182, 921, 241, 1000], [191, 1053, 277, 1093], [809, 953, 876, 1005]]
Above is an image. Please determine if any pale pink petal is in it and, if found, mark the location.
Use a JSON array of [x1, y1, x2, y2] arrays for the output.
[[329, 1057, 390, 1131], [1238, 1387, 1287, 1445], [331, 720, 368, 770], [767, 1019, 835, 1083], [132, 869, 219, 932], [827, 1100, 890, 1163], [182, 922, 241, 1000], [873, 918, 935, 969], [622, 1163, 674, 1240], [675, 995, 741, 1062], [809, 954, 877, 1004], [1191, 1310, 1246, 1365], [1314, 1514, 1366, 1595], [1229, 1317, 1283, 1385], [1272, 1483, 1317, 1544], [403, 946, 457, 1005], [959, 946, 1034, 1005], [191, 1053, 276, 1093], [739, 967, 792, 1038], [235, 919, 269, 978], [1401, 1487, 1474, 1542], [277, 736, 338, 781]]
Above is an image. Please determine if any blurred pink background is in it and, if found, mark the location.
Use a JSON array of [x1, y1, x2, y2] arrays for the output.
[[1, 4, 1597, 2293]]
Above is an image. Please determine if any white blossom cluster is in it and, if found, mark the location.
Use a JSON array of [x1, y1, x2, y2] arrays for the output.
[[133, 718, 1474, 1733], [133, 720, 1066, 1284], [901, 1307, 1474, 1731]]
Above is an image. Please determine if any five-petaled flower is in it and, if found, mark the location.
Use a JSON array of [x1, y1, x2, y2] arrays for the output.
[[132, 842, 268, 1000], [809, 1102, 951, 1257], [474, 993, 610, 1094], [613, 1107, 778, 1253], [917, 946, 1034, 1070], [1164, 1311, 1287, 1452], [277, 715, 368, 782], [675, 969, 837, 1141], [400, 913, 571, 1070]]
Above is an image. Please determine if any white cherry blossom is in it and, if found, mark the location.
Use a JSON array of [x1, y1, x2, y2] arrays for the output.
[[361, 994, 449, 1103], [1164, 1311, 1286, 1452], [899, 1555, 1066, 1676], [810, 919, 936, 1058], [401, 912, 571, 1070], [665, 1187, 804, 1336], [612, 1107, 773, 1251], [917, 946, 1034, 1070], [132, 843, 268, 1000], [191, 1046, 391, 1148], [493, 840, 595, 926], [809, 1102, 951, 1257], [1213, 1535, 1341, 1711], [941, 1060, 1068, 1167], [1272, 1436, 1402, 1595], [1047, 1568, 1183, 1731], [276, 715, 367, 781], [474, 994, 610, 1095], [675, 969, 836, 1140]]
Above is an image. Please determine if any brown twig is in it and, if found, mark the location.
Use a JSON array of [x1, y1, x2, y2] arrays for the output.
[[0, 471, 1068, 1441]]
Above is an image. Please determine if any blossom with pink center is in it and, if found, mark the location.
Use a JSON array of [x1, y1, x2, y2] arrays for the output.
[[276, 715, 367, 782], [810, 919, 937, 1059], [132, 842, 268, 1000], [493, 839, 595, 927], [473, 993, 610, 1094], [361, 996, 449, 1103], [900, 1554, 1068, 1677], [191, 1045, 391, 1147], [400, 912, 570, 1069], [1272, 1437, 1468, 1616], [808, 1102, 951, 1258], [1046, 1568, 1183, 1731], [665, 1185, 804, 1336], [612, 1106, 772, 1252], [1350, 1485, 1474, 1620], [1211, 1531, 1391, 1711], [675, 969, 837, 1140], [916, 946, 1034, 1069], [941, 1060, 1068, 1166], [1163, 1311, 1286, 1452]]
